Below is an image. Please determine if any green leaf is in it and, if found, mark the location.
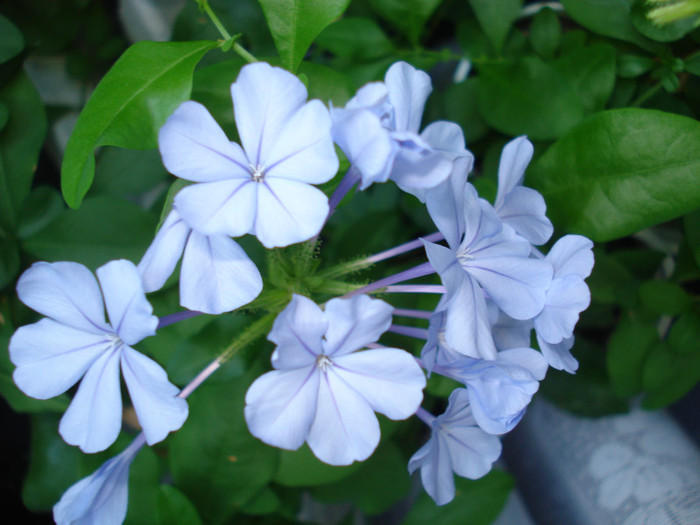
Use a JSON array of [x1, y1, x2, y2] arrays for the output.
[[22, 195, 158, 270], [257, 0, 351, 72], [16, 186, 64, 240], [559, 0, 662, 53], [467, 0, 523, 53], [403, 470, 514, 525], [440, 78, 489, 143], [298, 61, 353, 106], [239, 486, 281, 515], [617, 54, 656, 78], [275, 444, 361, 487], [0, 235, 19, 290], [125, 446, 161, 525], [630, 0, 696, 42], [315, 17, 394, 61], [553, 44, 616, 113], [684, 209, 700, 268], [528, 109, 700, 241], [0, 72, 47, 233], [0, 14, 24, 64], [642, 342, 700, 408], [192, 59, 246, 138], [367, 0, 442, 46], [607, 319, 658, 398], [92, 147, 169, 203], [169, 380, 278, 524], [587, 250, 637, 307], [529, 7, 561, 59], [156, 485, 203, 525], [60, 40, 216, 208], [311, 442, 410, 515], [477, 57, 585, 140], [638, 280, 692, 315]]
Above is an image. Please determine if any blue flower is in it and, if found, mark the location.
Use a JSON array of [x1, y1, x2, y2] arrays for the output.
[[244, 294, 426, 465], [159, 62, 339, 249], [408, 389, 502, 505], [137, 207, 262, 314], [9, 260, 188, 452], [53, 435, 144, 525]]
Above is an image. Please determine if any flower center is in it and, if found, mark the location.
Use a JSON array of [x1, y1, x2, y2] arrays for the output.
[[250, 164, 265, 183], [456, 249, 474, 267], [316, 354, 333, 372]]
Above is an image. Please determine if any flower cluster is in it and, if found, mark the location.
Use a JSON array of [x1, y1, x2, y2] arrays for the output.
[[8, 60, 593, 522]]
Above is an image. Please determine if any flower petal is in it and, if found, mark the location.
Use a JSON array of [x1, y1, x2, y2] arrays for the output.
[[10, 319, 110, 399], [425, 160, 470, 250], [232, 62, 308, 166], [137, 209, 189, 293], [245, 366, 320, 450], [322, 295, 393, 357], [535, 275, 590, 343], [16, 261, 109, 334], [97, 260, 158, 346], [158, 100, 250, 182], [537, 334, 578, 373], [269, 294, 326, 369], [255, 178, 329, 248], [385, 61, 431, 133], [174, 178, 257, 237], [420, 121, 471, 162], [495, 136, 533, 207], [59, 348, 123, 453], [121, 347, 188, 446], [409, 433, 456, 506], [307, 369, 380, 465], [265, 99, 338, 184], [180, 232, 262, 314], [497, 186, 553, 246], [332, 348, 425, 419], [389, 131, 452, 198], [547, 234, 595, 279]]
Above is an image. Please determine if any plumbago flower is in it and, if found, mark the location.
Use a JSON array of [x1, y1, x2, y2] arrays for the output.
[[53, 435, 145, 525], [159, 61, 339, 249], [137, 206, 262, 315], [409, 389, 502, 506], [9, 260, 188, 453], [331, 61, 471, 196], [244, 294, 426, 465]]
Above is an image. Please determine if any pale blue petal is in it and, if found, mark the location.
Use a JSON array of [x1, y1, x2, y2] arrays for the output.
[[331, 109, 396, 189], [538, 334, 578, 373], [232, 62, 307, 166], [121, 347, 188, 446], [535, 275, 590, 343], [425, 159, 470, 249], [137, 209, 189, 293], [494, 136, 533, 207], [97, 260, 157, 346], [53, 440, 139, 525], [158, 101, 250, 182], [16, 261, 109, 334], [10, 319, 110, 399], [59, 348, 122, 453], [497, 186, 553, 246], [180, 232, 262, 314], [265, 99, 338, 184], [385, 61, 431, 133], [255, 178, 328, 248], [322, 295, 394, 357], [490, 309, 533, 351], [460, 185, 502, 251], [245, 367, 320, 450], [344, 81, 389, 113], [307, 368, 380, 465], [332, 348, 425, 419], [174, 178, 257, 237], [411, 433, 456, 506], [466, 256, 552, 320], [389, 131, 452, 198], [269, 294, 326, 369], [420, 121, 472, 162], [547, 234, 595, 279]]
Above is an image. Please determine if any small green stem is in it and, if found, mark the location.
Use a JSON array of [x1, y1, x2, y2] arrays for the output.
[[232, 42, 258, 64], [316, 257, 374, 280], [631, 82, 663, 107], [219, 313, 276, 363], [196, 0, 258, 63]]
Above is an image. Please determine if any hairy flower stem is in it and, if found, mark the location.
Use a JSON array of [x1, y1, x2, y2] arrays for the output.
[[367, 232, 444, 263], [389, 324, 429, 339], [344, 261, 435, 298]]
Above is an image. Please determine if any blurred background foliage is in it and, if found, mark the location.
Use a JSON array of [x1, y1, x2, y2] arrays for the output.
[[0, 0, 699, 523]]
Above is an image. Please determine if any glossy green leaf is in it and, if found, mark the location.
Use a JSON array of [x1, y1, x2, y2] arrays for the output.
[[638, 280, 691, 315], [92, 147, 169, 204], [403, 470, 514, 525], [169, 380, 278, 524], [560, 0, 661, 53], [316, 17, 394, 61], [553, 44, 616, 113], [298, 62, 353, 106], [22, 195, 158, 270], [668, 312, 700, 356], [607, 319, 657, 398], [156, 485, 203, 525], [642, 342, 700, 408], [630, 0, 696, 42], [528, 109, 700, 241], [467, 0, 523, 53], [239, 486, 281, 515], [617, 54, 656, 78], [275, 444, 360, 487], [16, 186, 64, 240], [367, 0, 442, 46], [529, 7, 560, 59], [0, 72, 47, 233], [257, 0, 351, 72], [60, 40, 216, 208], [0, 14, 24, 64], [477, 57, 585, 140]]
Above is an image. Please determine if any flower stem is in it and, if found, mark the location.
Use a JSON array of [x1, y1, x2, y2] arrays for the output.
[[415, 406, 436, 426], [327, 167, 360, 218], [344, 262, 435, 298], [393, 308, 433, 319], [389, 324, 429, 340], [219, 313, 276, 363], [196, 0, 258, 63], [158, 310, 204, 329], [384, 284, 445, 294], [367, 232, 443, 263]]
